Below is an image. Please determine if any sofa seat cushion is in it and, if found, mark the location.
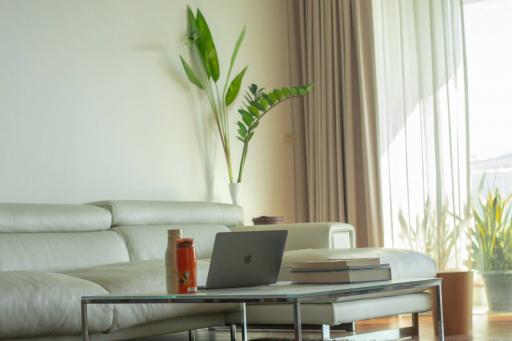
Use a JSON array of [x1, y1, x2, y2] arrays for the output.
[[0, 271, 112, 339], [66, 260, 237, 331], [227, 292, 431, 325], [280, 248, 436, 280]]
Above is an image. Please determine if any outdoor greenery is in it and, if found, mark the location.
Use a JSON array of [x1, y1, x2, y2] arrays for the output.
[[399, 184, 512, 272], [398, 198, 462, 271], [179, 7, 311, 185], [471, 189, 512, 272]]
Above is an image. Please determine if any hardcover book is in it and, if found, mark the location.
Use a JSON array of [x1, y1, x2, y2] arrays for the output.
[[290, 266, 392, 284]]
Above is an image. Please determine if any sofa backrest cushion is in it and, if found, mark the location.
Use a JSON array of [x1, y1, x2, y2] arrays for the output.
[[89, 201, 244, 261], [0, 203, 112, 232], [0, 203, 129, 271], [89, 200, 243, 227], [0, 231, 129, 271], [114, 224, 230, 261]]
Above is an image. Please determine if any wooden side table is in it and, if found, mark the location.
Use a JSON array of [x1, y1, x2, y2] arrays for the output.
[[434, 271, 473, 336]]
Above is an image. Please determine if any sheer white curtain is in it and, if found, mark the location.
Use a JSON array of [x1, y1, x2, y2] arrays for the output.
[[373, 0, 470, 270]]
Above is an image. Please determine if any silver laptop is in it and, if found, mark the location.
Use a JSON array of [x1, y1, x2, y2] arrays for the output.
[[203, 230, 288, 289]]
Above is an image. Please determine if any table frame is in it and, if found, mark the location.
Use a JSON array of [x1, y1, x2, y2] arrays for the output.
[[81, 278, 444, 341]]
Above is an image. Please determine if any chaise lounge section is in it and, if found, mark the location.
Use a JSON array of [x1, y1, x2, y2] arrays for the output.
[[0, 201, 436, 340]]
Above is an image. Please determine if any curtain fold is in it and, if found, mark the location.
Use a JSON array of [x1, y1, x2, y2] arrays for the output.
[[288, 0, 383, 247]]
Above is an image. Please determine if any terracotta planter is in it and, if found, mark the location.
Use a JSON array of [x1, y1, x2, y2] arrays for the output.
[[433, 271, 473, 336]]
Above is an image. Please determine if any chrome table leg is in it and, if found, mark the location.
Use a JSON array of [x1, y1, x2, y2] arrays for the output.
[[293, 300, 302, 341], [230, 324, 237, 341], [435, 283, 445, 340], [240, 302, 248, 341], [81, 300, 89, 341]]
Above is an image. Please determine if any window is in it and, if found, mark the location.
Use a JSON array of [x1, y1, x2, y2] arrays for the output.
[[464, 0, 512, 194]]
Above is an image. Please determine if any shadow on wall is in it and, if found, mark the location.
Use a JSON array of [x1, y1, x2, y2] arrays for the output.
[[162, 46, 218, 201]]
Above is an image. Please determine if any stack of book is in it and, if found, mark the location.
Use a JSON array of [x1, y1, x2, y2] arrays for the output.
[[289, 258, 391, 284]]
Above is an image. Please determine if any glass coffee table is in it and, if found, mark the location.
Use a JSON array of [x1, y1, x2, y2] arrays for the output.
[[81, 278, 443, 341]]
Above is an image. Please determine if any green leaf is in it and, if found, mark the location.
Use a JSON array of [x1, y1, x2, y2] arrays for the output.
[[253, 101, 266, 111], [258, 98, 269, 110], [195, 9, 220, 81], [186, 6, 198, 43], [281, 88, 290, 97], [239, 109, 255, 119], [273, 89, 283, 101], [225, 66, 248, 106], [238, 129, 247, 139], [248, 105, 260, 117], [249, 84, 258, 95], [288, 87, 298, 96], [228, 26, 246, 78], [297, 87, 307, 96], [237, 122, 247, 134], [179, 56, 204, 89], [242, 111, 253, 126], [263, 93, 276, 105]]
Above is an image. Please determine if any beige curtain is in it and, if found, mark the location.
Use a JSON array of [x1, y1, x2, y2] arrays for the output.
[[288, 0, 383, 247]]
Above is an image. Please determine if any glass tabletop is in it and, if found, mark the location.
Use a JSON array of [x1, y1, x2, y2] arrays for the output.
[[82, 278, 440, 304]]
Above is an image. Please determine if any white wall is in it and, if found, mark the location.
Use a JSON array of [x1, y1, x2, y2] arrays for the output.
[[0, 0, 296, 223]]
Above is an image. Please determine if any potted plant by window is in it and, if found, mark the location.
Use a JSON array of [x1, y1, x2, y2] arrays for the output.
[[399, 198, 473, 336], [471, 189, 512, 312], [398, 198, 461, 271]]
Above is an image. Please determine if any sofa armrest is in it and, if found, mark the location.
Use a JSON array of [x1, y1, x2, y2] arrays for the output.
[[230, 223, 355, 251]]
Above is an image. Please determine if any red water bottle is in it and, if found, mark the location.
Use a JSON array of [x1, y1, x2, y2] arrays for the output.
[[176, 238, 197, 293]]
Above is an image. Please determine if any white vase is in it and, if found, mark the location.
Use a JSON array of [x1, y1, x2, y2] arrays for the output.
[[229, 182, 241, 205]]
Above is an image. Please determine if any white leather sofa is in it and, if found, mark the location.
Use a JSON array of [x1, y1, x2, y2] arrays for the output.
[[0, 201, 436, 340]]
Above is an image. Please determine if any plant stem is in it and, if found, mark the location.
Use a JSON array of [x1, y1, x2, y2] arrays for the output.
[[198, 60, 233, 183], [222, 66, 233, 100], [224, 143, 234, 183], [205, 79, 227, 152], [237, 138, 250, 183], [215, 82, 233, 183]]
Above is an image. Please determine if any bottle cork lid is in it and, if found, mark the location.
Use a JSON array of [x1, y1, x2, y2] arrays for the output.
[[168, 229, 182, 238]]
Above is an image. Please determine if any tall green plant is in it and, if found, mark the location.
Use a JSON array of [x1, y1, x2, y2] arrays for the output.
[[398, 197, 462, 271], [179, 8, 312, 187], [236, 83, 312, 182], [180, 6, 247, 183], [471, 189, 512, 271]]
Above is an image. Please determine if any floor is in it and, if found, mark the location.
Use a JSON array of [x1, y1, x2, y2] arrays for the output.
[[139, 313, 512, 340]]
